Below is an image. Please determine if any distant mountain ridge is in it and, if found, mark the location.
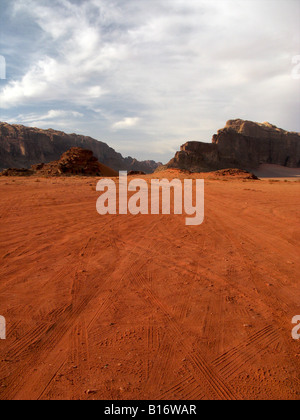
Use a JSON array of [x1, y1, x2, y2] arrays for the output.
[[0, 122, 162, 173]]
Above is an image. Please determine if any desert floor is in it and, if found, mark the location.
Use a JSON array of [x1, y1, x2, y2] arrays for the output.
[[0, 174, 299, 400]]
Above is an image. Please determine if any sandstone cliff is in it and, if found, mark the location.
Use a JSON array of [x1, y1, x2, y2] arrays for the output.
[[165, 119, 300, 172], [0, 122, 161, 173]]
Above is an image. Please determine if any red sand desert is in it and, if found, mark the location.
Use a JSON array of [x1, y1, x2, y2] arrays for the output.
[[0, 172, 299, 400]]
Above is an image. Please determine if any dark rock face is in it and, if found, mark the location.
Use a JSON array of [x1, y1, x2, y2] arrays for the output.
[[165, 119, 300, 172], [168, 142, 220, 172], [207, 168, 258, 180], [0, 122, 161, 173], [127, 170, 146, 176], [1, 168, 34, 177], [35, 147, 118, 177]]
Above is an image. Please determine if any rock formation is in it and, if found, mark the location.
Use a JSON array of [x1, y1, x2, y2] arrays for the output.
[[164, 119, 300, 172], [127, 170, 146, 176], [1, 147, 118, 177], [205, 168, 258, 180], [1, 168, 34, 177], [0, 122, 161, 173]]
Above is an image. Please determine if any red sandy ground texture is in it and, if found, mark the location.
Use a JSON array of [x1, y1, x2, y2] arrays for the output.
[[0, 173, 299, 400]]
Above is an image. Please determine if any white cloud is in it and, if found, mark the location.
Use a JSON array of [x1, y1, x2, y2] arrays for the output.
[[5, 109, 84, 128], [112, 117, 140, 130], [44, 110, 83, 120], [1, 0, 129, 109]]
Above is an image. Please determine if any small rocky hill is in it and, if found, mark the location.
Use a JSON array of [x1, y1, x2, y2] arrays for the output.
[[1, 147, 118, 177]]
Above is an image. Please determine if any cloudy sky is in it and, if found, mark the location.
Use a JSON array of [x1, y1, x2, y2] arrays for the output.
[[0, 0, 299, 162]]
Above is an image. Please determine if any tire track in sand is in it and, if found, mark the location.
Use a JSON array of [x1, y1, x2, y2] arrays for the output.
[[127, 262, 239, 400]]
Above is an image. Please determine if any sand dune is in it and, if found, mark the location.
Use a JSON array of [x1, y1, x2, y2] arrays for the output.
[[0, 175, 299, 400]]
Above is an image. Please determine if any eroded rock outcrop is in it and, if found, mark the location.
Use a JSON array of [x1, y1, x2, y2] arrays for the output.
[[127, 170, 146, 176], [165, 119, 300, 172], [0, 122, 161, 173], [1, 147, 118, 177], [205, 168, 258, 180], [1, 168, 34, 177]]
